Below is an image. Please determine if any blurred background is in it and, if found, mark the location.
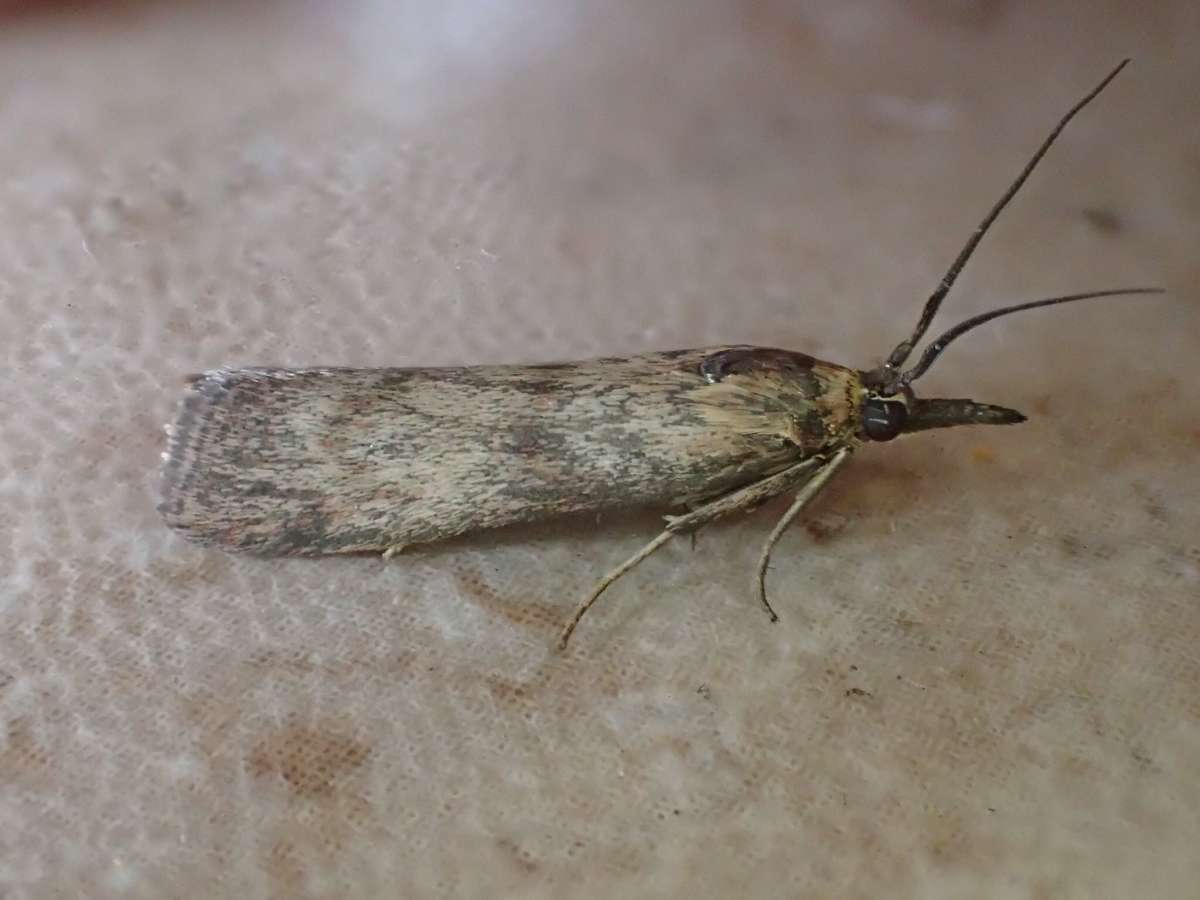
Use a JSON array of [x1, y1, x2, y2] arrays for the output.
[[1, 2, 1197, 898]]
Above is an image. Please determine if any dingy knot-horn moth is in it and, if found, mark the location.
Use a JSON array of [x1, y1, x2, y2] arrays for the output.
[[158, 60, 1166, 649]]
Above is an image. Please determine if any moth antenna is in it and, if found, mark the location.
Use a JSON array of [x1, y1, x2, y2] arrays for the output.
[[881, 59, 1132, 374], [899, 287, 1165, 386]]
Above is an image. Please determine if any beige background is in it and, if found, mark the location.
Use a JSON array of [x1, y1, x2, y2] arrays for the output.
[[2, 1, 1198, 898]]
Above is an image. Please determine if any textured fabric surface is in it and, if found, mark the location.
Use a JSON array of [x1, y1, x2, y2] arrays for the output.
[[2, 2, 1198, 898]]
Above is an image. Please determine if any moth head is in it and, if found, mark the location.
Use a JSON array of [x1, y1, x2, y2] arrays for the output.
[[859, 387, 912, 442], [858, 382, 1023, 442], [851, 60, 1163, 442], [857, 285, 1162, 442], [860, 385, 1026, 442]]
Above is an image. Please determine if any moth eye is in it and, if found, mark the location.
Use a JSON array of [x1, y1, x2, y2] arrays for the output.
[[863, 398, 908, 442]]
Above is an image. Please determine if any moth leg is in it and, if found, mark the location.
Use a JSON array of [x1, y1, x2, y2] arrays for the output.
[[754, 448, 851, 622], [666, 500, 707, 552], [683, 502, 701, 552], [557, 455, 825, 650], [557, 531, 677, 649]]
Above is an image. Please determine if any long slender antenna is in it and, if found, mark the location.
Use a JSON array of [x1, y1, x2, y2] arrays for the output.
[[881, 59, 1132, 374], [899, 287, 1164, 385]]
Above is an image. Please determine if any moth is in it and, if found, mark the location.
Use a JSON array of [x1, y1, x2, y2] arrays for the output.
[[159, 60, 1162, 648]]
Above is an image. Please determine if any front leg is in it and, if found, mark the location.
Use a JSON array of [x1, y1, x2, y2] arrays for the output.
[[753, 447, 851, 621], [557, 455, 826, 649]]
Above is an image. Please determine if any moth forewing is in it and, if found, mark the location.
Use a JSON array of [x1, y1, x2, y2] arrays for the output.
[[159, 347, 845, 557]]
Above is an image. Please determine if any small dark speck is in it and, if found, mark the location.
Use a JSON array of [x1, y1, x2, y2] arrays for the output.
[[1144, 498, 1169, 524], [1081, 206, 1124, 235], [673, 809, 681, 816], [846, 688, 872, 698], [804, 519, 842, 544], [987, 807, 996, 813], [1131, 747, 1156, 770], [849, 665, 858, 671], [696, 684, 712, 700]]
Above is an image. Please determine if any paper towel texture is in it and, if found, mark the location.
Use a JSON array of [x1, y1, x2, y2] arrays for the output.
[[1, 1, 1198, 898]]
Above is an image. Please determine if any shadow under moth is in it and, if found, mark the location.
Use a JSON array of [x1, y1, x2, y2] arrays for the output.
[[159, 61, 1163, 648]]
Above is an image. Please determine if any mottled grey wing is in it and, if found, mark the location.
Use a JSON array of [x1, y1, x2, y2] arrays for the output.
[[158, 349, 799, 554]]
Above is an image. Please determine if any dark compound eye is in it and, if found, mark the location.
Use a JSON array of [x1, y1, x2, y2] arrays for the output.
[[863, 397, 908, 442]]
